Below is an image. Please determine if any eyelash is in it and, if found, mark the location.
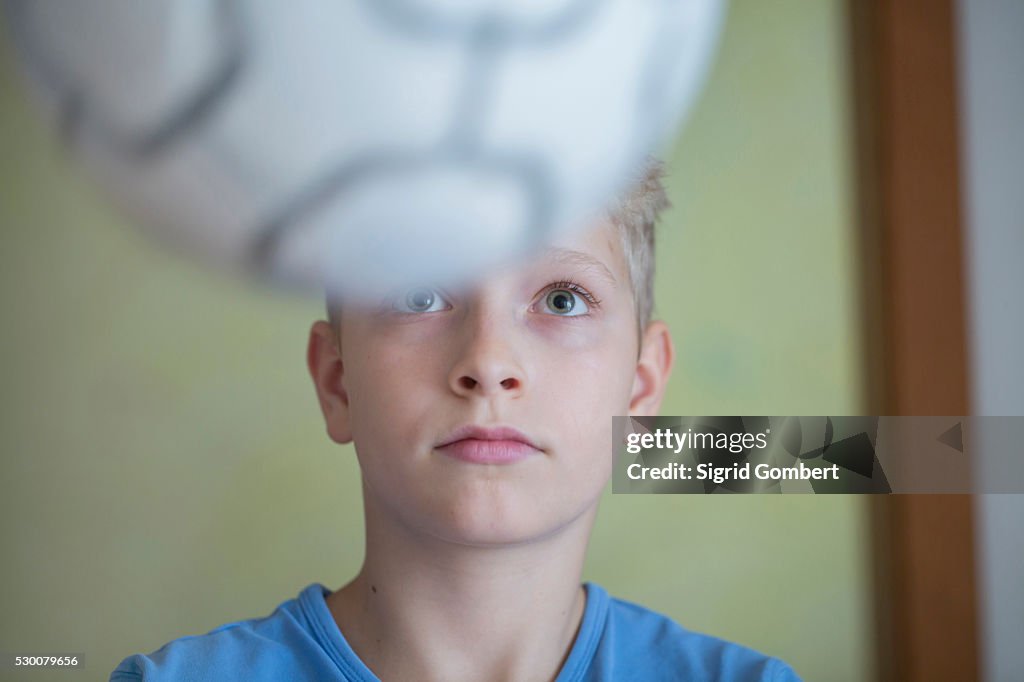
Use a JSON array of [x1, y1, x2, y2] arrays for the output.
[[542, 279, 602, 310]]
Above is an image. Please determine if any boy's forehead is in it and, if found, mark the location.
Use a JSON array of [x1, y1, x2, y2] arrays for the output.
[[519, 221, 625, 284], [331, 222, 625, 312]]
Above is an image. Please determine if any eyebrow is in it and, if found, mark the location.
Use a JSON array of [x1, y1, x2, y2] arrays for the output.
[[541, 247, 619, 288]]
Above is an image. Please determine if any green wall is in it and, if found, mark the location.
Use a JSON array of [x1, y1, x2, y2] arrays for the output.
[[0, 2, 870, 680]]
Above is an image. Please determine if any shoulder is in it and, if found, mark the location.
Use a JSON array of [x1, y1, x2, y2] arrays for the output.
[[590, 587, 801, 682], [109, 585, 338, 682]]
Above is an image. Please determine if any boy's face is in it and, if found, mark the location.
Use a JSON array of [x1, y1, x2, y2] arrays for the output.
[[308, 222, 672, 547]]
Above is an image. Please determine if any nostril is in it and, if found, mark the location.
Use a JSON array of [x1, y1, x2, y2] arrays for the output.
[[500, 378, 518, 390], [459, 376, 477, 390]]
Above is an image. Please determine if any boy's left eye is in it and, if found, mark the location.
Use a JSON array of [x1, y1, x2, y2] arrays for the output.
[[541, 288, 590, 316], [393, 286, 450, 314]]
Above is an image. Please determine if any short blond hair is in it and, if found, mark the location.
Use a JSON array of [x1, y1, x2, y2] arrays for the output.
[[326, 158, 668, 330], [608, 156, 669, 331]]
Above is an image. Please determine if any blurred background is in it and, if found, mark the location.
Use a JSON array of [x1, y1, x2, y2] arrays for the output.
[[2, 1, 1020, 681]]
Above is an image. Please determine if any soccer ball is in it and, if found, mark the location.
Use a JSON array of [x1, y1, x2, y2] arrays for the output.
[[5, 0, 724, 299]]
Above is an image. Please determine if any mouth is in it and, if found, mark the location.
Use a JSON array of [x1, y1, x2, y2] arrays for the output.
[[435, 425, 541, 465]]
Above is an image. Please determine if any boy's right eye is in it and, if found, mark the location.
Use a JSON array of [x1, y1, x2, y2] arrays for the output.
[[392, 286, 450, 314]]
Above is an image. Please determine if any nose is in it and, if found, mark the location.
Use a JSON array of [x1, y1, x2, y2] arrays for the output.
[[447, 310, 526, 399]]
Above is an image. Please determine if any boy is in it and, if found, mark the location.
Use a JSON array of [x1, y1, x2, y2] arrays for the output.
[[111, 160, 801, 681]]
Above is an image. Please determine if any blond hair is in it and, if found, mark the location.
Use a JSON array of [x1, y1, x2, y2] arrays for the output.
[[609, 156, 669, 331]]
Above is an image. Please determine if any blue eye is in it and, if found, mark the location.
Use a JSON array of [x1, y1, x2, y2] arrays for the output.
[[543, 288, 589, 316], [394, 287, 449, 314]]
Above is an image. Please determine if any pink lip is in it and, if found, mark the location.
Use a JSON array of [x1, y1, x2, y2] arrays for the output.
[[436, 426, 541, 465]]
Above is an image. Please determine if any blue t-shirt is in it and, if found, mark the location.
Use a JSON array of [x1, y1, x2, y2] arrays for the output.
[[111, 583, 801, 681]]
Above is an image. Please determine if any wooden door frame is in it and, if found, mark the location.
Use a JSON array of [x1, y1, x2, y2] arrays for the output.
[[848, 1, 980, 680]]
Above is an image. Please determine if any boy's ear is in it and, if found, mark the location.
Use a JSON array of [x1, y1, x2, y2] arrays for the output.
[[307, 320, 353, 444], [629, 320, 674, 416]]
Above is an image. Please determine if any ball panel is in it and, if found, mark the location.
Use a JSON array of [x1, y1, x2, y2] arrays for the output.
[[75, 125, 272, 274], [634, 0, 726, 154], [198, 1, 466, 217], [481, 0, 661, 236], [8, 0, 242, 158], [271, 157, 538, 297]]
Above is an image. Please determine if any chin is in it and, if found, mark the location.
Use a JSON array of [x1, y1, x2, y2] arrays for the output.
[[421, 488, 571, 548]]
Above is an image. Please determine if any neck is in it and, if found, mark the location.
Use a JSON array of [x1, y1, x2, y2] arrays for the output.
[[327, 488, 597, 682]]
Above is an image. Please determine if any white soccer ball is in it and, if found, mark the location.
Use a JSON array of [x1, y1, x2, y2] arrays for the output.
[[5, 0, 724, 299]]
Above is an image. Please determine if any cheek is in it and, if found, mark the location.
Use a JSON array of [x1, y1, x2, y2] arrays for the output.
[[344, 338, 441, 444], [535, 340, 636, 452], [533, 322, 636, 398]]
